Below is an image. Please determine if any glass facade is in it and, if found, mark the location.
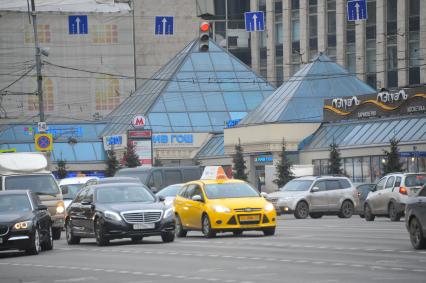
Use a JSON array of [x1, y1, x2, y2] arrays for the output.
[[346, 20, 356, 74], [386, 0, 398, 88], [291, 0, 301, 75], [309, 0, 318, 59], [275, 0, 283, 86], [326, 0, 336, 61], [366, 0, 377, 89], [408, 0, 420, 85]]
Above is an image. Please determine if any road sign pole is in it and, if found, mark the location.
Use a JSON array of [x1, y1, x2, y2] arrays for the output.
[[30, 0, 45, 123]]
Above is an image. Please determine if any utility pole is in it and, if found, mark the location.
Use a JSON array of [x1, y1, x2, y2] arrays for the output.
[[30, 0, 45, 123]]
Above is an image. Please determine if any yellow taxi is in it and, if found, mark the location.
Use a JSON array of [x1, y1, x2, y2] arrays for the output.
[[173, 166, 276, 238]]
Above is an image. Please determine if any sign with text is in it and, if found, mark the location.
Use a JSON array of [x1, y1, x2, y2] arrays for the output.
[[323, 86, 426, 122], [103, 134, 127, 151], [127, 129, 152, 165], [132, 115, 146, 128]]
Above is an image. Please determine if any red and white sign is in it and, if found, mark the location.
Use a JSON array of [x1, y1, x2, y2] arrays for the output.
[[132, 140, 152, 165], [132, 115, 146, 128]]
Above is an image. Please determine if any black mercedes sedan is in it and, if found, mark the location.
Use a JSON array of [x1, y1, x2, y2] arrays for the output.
[[0, 190, 53, 255], [65, 183, 175, 246]]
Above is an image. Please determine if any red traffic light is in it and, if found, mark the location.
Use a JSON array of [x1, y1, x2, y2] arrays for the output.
[[200, 22, 209, 32]]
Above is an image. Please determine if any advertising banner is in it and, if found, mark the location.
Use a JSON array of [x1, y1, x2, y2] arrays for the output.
[[127, 129, 152, 165]]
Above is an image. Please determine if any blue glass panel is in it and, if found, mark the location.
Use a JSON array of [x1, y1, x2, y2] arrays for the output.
[[209, 112, 229, 128], [230, 57, 248, 71], [148, 113, 170, 132], [203, 92, 226, 111], [52, 143, 76, 162], [182, 92, 206, 111], [73, 143, 96, 161], [163, 92, 185, 111], [410, 119, 426, 140], [216, 72, 239, 91], [165, 81, 179, 92], [355, 123, 381, 145], [243, 92, 263, 110], [93, 142, 106, 161], [229, 112, 247, 120], [5, 143, 31, 152], [375, 120, 400, 143], [402, 118, 421, 141], [177, 72, 200, 92], [191, 53, 214, 71], [210, 53, 233, 71], [180, 57, 194, 71], [0, 144, 8, 150], [151, 98, 166, 112], [189, 113, 212, 131], [168, 113, 192, 132], [223, 92, 246, 111], [238, 72, 261, 91], [364, 122, 390, 144], [207, 42, 221, 52], [395, 118, 419, 141], [10, 126, 29, 142], [197, 72, 220, 91], [95, 124, 106, 136]]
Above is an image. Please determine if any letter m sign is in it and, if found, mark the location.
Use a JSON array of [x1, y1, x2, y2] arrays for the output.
[[132, 115, 146, 128]]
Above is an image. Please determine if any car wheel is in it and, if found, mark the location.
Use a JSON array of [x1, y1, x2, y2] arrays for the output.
[[389, 202, 401, 222], [131, 236, 143, 242], [65, 221, 80, 245], [26, 227, 41, 255], [309, 213, 323, 219], [409, 217, 426, 250], [95, 220, 109, 246], [364, 204, 375, 221], [52, 227, 62, 240], [41, 225, 53, 251], [294, 201, 309, 219], [339, 201, 354, 218], [262, 227, 275, 236], [202, 214, 216, 238], [161, 232, 175, 243], [233, 230, 243, 236], [175, 215, 187, 238]]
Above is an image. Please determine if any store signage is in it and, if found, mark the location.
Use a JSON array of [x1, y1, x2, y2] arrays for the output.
[[153, 134, 194, 145], [225, 119, 242, 129], [254, 156, 273, 163], [24, 126, 83, 138], [102, 134, 127, 151], [127, 129, 152, 165], [132, 115, 146, 128], [128, 130, 152, 138], [323, 86, 426, 122]]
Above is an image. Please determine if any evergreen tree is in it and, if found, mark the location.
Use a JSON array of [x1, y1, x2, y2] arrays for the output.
[[56, 159, 68, 179], [383, 138, 403, 174], [105, 150, 120, 177], [123, 140, 141, 168], [232, 139, 247, 181], [329, 142, 343, 175], [153, 153, 163, 167], [273, 139, 294, 188]]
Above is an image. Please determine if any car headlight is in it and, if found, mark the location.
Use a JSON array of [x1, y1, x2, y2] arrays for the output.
[[104, 211, 122, 222], [13, 220, 32, 231], [213, 205, 231, 213], [163, 207, 174, 219], [56, 205, 65, 214], [264, 203, 274, 212]]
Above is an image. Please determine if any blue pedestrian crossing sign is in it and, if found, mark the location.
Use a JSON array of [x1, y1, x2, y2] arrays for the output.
[[69, 15, 88, 34], [245, 11, 265, 32], [347, 0, 367, 21], [155, 16, 174, 35]]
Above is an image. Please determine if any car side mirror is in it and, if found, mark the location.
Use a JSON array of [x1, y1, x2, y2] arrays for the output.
[[260, 192, 268, 198], [191, 195, 203, 202], [371, 186, 376, 192], [311, 187, 320, 193], [37, 204, 48, 211], [61, 186, 69, 195], [158, 195, 166, 202]]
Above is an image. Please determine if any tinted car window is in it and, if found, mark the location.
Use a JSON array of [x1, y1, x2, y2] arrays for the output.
[[5, 175, 59, 196], [338, 179, 351, 189], [405, 174, 426, 187], [394, 177, 402, 187], [164, 170, 182, 186], [326, 180, 341, 191], [177, 186, 188, 197], [182, 169, 201, 182], [0, 194, 32, 213], [204, 183, 259, 199], [419, 187, 426, 197], [96, 185, 155, 203], [83, 188, 94, 203], [385, 176, 395, 188], [157, 184, 182, 197], [152, 171, 163, 188], [313, 180, 327, 191], [75, 188, 89, 203], [280, 180, 313, 191], [61, 184, 84, 200], [116, 170, 149, 183], [376, 178, 386, 191], [184, 185, 196, 199]]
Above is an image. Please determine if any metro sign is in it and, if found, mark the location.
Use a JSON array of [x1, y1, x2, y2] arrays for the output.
[[132, 115, 146, 128]]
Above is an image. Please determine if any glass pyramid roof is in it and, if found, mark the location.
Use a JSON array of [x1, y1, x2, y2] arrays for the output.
[[102, 40, 275, 135], [240, 54, 376, 125]]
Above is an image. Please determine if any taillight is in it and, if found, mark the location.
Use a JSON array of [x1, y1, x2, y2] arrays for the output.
[[399, 187, 407, 195]]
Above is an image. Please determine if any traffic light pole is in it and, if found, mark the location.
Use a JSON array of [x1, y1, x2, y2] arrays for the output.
[[30, 0, 45, 123]]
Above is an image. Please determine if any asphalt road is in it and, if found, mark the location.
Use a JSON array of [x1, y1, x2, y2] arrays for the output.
[[1, 216, 425, 283]]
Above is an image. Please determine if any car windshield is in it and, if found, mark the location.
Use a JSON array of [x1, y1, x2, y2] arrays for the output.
[[204, 183, 259, 199], [0, 194, 32, 213], [405, 174, 426, 187], [157, 185, 182, 197], [115, 171, 148, 183], [60, 184, 83, 200], [280, 180, 313, 191], [96, 185, 155, 203], [5, 175, 60, 196]]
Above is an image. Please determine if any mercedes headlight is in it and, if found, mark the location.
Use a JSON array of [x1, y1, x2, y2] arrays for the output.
[[213, 205, 231, 213], [163, 207, 174, 219], [13, 220, 32, 231], [264, 203, 274, 212], [104, 211, 122, 222]]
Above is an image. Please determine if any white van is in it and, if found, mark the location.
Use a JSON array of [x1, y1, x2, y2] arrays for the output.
[[59, 176, 99, 209], [0, 152, 64, 239]]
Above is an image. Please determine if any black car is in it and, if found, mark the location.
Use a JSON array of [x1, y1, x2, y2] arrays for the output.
[[405, 184, 426, 249], [65, 183, 175, 246], [0, 190, 53, 255], [355, 183, 376, 217]]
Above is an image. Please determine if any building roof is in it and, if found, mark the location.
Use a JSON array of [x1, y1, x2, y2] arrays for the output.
[[196, 134, 224, 159], [102, 40, 275, 135], [239, 54, 376, 125], [0, 0, 130, 13], [301, 115, 426, 151]]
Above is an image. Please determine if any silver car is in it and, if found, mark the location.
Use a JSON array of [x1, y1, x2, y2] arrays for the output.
[[267, 176, 358, 219], [364, 173, 426, 222]]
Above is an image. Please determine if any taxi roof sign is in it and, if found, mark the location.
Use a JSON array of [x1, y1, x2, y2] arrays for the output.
[[201, 166, 228, 181]]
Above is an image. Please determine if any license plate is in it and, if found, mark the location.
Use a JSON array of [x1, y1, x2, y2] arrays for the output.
[[239, 215, 260, 222], [133, 223, 155, 230]]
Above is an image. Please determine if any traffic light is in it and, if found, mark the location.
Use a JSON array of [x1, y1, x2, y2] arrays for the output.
[[199, 21, 210, 52]]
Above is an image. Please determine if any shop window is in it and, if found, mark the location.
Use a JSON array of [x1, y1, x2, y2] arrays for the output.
[[92, 25, 118, 44], [353, 157, 363, 183], [28, 78, 54, 112], [344, 158, 354, 180]]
